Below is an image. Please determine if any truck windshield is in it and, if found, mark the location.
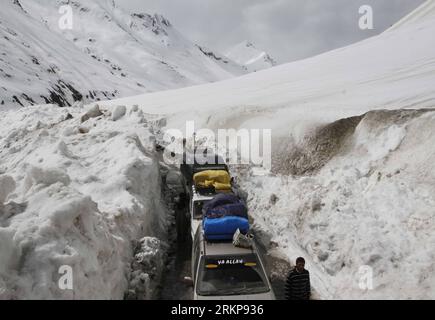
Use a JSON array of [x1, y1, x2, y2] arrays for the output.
[[197, 254, 270, 296]]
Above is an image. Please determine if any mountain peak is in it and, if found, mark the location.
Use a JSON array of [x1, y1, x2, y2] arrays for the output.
[[130, 13, 173, 37], [241, 40, 255, 48], [225, 40, 277, 72], [132, 13, 172, 28]]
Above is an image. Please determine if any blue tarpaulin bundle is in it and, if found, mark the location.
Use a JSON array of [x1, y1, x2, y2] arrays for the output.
[[203, 193, 247, 218], [202, 193, 249, 241], [205, 203, 248, 219], [203, 216, 249, 241]]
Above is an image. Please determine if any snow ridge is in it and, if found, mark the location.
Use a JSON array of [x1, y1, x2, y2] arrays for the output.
[[225, 40, 277, 72], [0, 0, 247, 110], [0, 104, 169, 299], [388, 0, 435, 31]]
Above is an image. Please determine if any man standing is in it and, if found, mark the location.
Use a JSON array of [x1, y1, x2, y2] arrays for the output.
[[285, 257, 311, 300]]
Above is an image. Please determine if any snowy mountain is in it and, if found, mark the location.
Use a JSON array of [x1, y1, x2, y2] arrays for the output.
[[225, 40, 277, 72], [1, 0, 435, 300], [0, 0, 247, 110]]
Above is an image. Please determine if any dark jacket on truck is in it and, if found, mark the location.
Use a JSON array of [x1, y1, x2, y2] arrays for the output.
[[285, 269, 311, 300]]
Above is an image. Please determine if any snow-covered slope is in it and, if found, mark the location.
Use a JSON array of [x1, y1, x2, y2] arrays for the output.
[[0, 0, 246, 110], [388, 0, 435, 31], [104, 6, 435, 128], [225, 41, 277, 72]]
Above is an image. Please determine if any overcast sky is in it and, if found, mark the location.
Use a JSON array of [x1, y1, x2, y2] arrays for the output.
[[118, 0, 425, 63]]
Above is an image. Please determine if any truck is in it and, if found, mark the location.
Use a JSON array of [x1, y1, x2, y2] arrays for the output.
[[185, 225, 276, 300]]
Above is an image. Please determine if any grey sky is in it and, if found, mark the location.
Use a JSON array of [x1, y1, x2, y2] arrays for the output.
[[118, 0, 425, 63]]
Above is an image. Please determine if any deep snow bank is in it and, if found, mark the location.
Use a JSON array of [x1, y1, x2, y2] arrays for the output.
[[239, 109, 435, 299], [0, 103, 168, 299]]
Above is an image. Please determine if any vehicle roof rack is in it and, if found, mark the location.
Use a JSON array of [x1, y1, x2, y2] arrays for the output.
[[195, 186, 216, 196], [201, 231, 255, 257]]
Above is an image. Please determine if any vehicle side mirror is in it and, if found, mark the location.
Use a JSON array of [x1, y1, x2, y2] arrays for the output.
[[182, 276, 194, 287]]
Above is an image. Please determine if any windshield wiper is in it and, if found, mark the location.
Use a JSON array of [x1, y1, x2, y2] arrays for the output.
[[198, 290, 216, 296], [199, 286, 269, 296], [224, 285, 269, 295], [241, 287, 269, 294], [199, 288, 246, 296]]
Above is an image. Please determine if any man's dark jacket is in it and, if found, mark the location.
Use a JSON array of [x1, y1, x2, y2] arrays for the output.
[[285, 268, 311, 300]]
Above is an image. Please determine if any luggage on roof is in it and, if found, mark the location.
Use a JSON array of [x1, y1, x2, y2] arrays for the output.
[[203, 193, 248, 219], [205, 203, 248, 219], [193, 170, 232, 192], [203, 216, 249, 241], [233, 228, 254, 249], [180, 152, 228, 185], [203, 193, 241, 211], [202, 193, 250, 241]]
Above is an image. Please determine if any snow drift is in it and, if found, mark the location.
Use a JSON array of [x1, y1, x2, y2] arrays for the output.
[[241, 108, 435, 299], [0, 104, 168, 299]]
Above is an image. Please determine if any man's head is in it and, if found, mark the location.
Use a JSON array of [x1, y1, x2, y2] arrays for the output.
[[296, 257, 305, 272]]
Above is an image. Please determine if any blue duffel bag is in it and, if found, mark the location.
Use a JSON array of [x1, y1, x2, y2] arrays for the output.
[[203, 216, 249, 241], [203, 193, 243, 212], [205, 203, 248, 219]]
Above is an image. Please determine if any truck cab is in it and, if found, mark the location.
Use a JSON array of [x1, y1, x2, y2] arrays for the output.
[[190, 225, 276, 300]]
